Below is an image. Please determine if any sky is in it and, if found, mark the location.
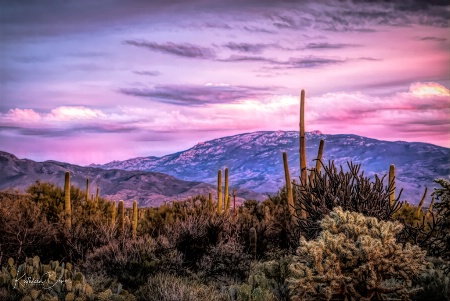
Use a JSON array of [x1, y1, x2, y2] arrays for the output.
[[0, 0, 449, 165]]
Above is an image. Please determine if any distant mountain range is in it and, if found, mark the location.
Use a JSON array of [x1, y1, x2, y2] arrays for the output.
[[91, 131, 450, 205], [0, 151, 263, 207]]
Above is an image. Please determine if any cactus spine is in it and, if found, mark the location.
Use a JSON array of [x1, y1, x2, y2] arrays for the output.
[[389, 164, 395, 204], [217, 169, 223, 213], [283, 152, 295, 216], [249, 227, 257, 258], [64, 171, 71, 229], [118, 200, 124, 235], [299, 89, 307, 185], [132, 201, 138, 238], [224, 168, 229, 212]]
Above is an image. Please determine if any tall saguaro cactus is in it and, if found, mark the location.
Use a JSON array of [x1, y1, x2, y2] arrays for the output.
[[389, 164, 396, 204], [208, 192, 213, 209], [95, 187, 100, 204], [299, 89, 307, 185], [283, 152, 295, 216], [64, 171, 72, 229], [118, 200, 125, 235], [224, 168, 229, 212], [233, 189, 237, 216], [132, 201, 138, 238], [415, 187, 428, 217], [217, 169, 223, 213]]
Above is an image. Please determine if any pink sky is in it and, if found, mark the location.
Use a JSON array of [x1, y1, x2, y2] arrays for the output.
[[0, 0, 449, 165]]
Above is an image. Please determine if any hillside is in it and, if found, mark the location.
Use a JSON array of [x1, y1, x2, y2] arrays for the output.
[[0, 151, 264, 207], [92, 131, 450, 204]]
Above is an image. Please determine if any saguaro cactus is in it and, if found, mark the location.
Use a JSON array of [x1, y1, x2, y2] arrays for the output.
[[250, 227, 257, 258], [132, 201, 138, 238], [85, 178, 90, 203], [217, 169, 223, 213], [64, 171, 72, 229], [283, 152, 295, 216], [118, 200, 125, 235], [208, 192, 213, 209], [415, 187, 428, 217], [111, 201, 116, 226], [316, 139, 324, 174], [389, 164, 396, 204], [95, 187, 100, 204], [299, 89, 307, 185], [225, 168, 229, 212]]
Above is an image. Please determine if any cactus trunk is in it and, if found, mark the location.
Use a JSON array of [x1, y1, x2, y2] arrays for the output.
[[389, 164, 396, 204], [132, 201, 138, 238], [118, 200, 124, 235], [315, 139, 324, 174], [208, 192, 213, 209], [217, 169, 222, 213], [85, 178, 89, 203], [299, 89, 307, 185], [224, 168, 229, 212], [111, 201, 116, 226], [283, 152, 295, 217], [95, 187, 99, 204], [233, 189, 236, 216], [416, 187, 428, 217], [64, 171, 71, 229]]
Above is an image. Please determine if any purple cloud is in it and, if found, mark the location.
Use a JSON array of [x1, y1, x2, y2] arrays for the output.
[[124, 40, 216, 59]]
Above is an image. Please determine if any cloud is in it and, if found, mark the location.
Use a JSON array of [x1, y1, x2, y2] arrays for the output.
[[417, 36, 447, 42], [123, 40, 216, 59], [118, 84, 276, 105], [222, 42, 272, 54], [133, 70, 161, 76], [304, 42, 361, 49]]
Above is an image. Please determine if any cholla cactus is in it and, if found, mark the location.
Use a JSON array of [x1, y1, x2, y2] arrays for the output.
[[288, 207, 427, 301]]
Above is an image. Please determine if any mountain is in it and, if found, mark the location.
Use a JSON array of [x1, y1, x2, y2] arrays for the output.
[[0, 151, 264, 207], [92, 131, 450, 205]]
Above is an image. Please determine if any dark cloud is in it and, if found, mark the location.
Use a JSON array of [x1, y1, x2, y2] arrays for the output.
[[119, 84, 276, 105], [285, 57, 344, 68], [223, 42, 272, 54], [305, 42, 361, 49], [0, 125, 138, 137], [218, 55, 282, 64], [242, 26, 276, 34], [418, 36, 447, 42], [133, 70, 161, 76], [123, 40, 216, 59]]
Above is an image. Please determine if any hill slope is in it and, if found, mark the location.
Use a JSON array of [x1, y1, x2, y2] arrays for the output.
[[92, 131, 450, 204], [0, 151, 264, 207]]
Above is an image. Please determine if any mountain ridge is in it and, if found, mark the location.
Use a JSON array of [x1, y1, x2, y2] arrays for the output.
[[91, 131, 450, 205]]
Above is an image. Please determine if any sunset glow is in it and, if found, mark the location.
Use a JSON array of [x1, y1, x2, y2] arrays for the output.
[[0, 0, 449, 165]]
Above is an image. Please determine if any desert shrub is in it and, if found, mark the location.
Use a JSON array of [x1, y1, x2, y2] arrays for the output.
[[288, 207, 427, 301], [0, 191, 59, 263], [293, 161, 402, 240], [413, 257, 449, 301], [84, 234, 182, 289], [136, 273, 230, 301]]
